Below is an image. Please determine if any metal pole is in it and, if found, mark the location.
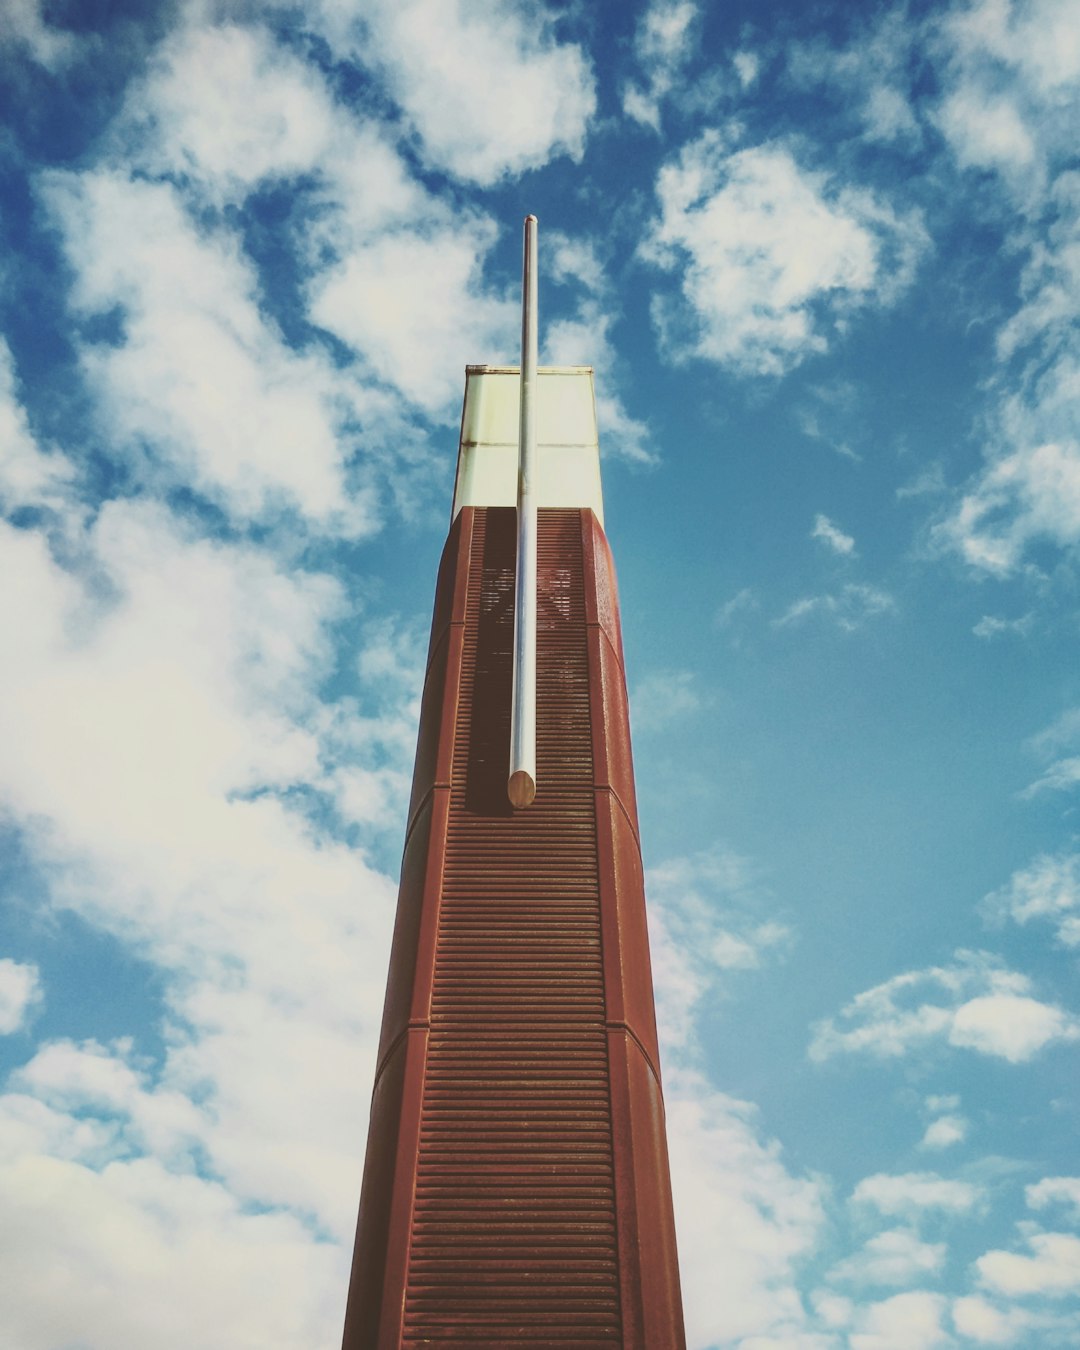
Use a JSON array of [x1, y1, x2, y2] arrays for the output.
[[508, 214, 538, 809]]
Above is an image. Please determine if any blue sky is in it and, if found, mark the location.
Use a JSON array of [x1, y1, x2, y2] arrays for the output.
[[0, 0, 1078, 1345]]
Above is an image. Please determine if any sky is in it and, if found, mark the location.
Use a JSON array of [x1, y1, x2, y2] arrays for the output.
[[0, 0, 1078, 1346]]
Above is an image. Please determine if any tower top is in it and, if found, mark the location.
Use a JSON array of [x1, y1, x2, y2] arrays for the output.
[[451, 364, 604, 525]]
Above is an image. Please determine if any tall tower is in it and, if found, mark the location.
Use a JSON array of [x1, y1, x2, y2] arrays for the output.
[[342, 219, 685, 1348]]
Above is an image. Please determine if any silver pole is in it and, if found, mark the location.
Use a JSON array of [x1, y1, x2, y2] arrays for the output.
[[508, 214, 538, 808]]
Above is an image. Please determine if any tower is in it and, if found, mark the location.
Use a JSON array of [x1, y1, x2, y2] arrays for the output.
[[342, 219, 685, 1347]]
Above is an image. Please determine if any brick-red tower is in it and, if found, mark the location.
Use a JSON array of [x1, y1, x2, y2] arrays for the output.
[[341, 227, 684, 1347]]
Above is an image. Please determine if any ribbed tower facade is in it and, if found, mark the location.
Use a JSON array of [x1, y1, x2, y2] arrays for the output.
[[341, 363, 685, 1348]]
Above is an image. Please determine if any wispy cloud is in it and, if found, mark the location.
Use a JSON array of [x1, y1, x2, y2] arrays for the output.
[[646, 847, 791, 1056], [973, 613, 1034, 639], [985, 852, 1080, 947], [630, 668, 702, 733], [812, 513, 856, 556], [775, 583, 894, 631], [622, 0, 698, 132], [810, 950, 1080, 1064]]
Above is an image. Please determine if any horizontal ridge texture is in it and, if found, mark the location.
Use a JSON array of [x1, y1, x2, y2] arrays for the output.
[[402, 508, 620, 1345]]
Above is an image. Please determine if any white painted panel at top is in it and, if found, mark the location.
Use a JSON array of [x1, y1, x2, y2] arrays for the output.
[[452, 366, 604, 526]]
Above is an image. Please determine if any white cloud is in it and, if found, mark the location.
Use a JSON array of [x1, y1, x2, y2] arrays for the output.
[[774, 583, 894, 631], [733, 50, 760, 88], [0, 337, 75, 514], [1027, 1177, 1080, 1223], [118, 23, 340, 207], [643, 131, 928, 376], [934, 0, 1080, 203], [334, 0, 596, 185], [41, 169, 373, 532], [667, 1068, 827, 1348], [310, 218, 517, 420], [630, 668, 702, 733], [811, 513, 856, 556], [809, 950, 1080, 1064], [972, 614, 1034, 639], [0, 1093, 347, 1349], [544, 295, 656, 466], [921, 1114, 969, 1151], [951, 1294, 1046, 1345], [0, 960, 41, 1035], [622, 0, 698, 132], [943, 439, 1080, 575], [828, 1228, 946, 1287], [853, 1171, 983, 1218], [985, 852, 1080, 946], [646, 848, 791, 1055], [0, 502, 400, 1243], [849, 1290, 951, 1350], [976, 1229, 1080, 1298], [0, 0, 77, 68]]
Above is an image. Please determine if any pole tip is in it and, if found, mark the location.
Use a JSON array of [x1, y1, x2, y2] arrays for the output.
[[525, 213, 538, 225], [507, 770, 536, 809]]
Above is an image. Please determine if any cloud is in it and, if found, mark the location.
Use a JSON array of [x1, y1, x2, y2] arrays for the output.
[[630, 668, 702, 733], [622, 0, 698, 132], [921, 1114, 969, 1151], [0, 960, 41, 1035], [543, 293, 656, 466], [809, 950, 1080, 1064], [716, 586, 759, 629], [330, 0, 596, 185], [116, 23, 341, 207], [0, 0, 78, 69], [934, 0, 1080, 204], [0, 1087, 347, 1348], [1027, 1177, 1080, 1223], [786, 9, 923, 146], [0, 337, 75, 515], [976, 1230, 1080, 1298], [310, 217, 517, 420], [853, 1171, 983, 1218], [646, 848, 791, 1055], [985, 852, 1080, 947], [950, 1296, 1069, 1350], [848, 1290, 951, 1350], [942, 439, 1080, 575], [40, 168, 373, 532], [972, 614, 1034, 639], [812, 513, 856, 556], [0, 500, 403, 1240], [938, 172, 1080, 579], [666, 1067, 827, 1348], [642, 130, 927, 376], [774, 583, 894, 632], [828, 1228, 946, 1287]]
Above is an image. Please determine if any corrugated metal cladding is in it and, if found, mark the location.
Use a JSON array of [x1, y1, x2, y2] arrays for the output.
[[403, 508, 621, 1344], [341, 503, 684, 1348]]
